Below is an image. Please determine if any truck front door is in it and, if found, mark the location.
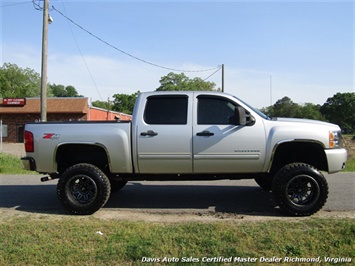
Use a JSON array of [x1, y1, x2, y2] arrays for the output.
[[193, 95, 266, 173], [136, 95, 193, 173]]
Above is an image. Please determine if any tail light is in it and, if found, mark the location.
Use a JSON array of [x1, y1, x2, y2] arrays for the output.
[[24, 130, 34, 152]]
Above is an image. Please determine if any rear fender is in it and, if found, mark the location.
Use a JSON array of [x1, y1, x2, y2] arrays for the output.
[[55, 142, 111, 174]]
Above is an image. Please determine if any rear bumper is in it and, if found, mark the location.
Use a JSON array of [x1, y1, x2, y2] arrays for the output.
[[21, 157, 36, 171], [325, 148, 347, 174]]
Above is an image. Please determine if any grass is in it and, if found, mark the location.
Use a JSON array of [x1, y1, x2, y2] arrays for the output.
[[0, 148, 354, 265], [343, 135, 355, 172], [0, 217, 354, 265], [0, 153, 34, 174], [344, 157, 355, 172]]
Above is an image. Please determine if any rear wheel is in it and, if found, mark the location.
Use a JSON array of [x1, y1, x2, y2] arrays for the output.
[[272, 163, 328, 216], [57, 163, 111, 215]]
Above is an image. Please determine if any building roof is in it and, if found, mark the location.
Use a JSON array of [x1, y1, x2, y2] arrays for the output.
[[0, 97, 88, 114]]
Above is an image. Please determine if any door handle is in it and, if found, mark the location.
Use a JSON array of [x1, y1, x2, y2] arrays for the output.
[[196, 131, 214, 137], [140, 130, 158, 137]]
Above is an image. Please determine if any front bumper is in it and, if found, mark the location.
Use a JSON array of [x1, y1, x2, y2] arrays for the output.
[[325, 148, 347, 174], [21, 157, 36, 171]]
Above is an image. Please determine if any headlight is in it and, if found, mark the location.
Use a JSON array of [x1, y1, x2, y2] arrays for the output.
[[329, 130, 343, 148]]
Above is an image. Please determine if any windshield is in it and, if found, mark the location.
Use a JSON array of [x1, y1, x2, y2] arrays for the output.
[[233, 96, 271, 120]]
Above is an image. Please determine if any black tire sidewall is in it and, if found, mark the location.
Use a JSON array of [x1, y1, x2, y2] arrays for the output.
[[272, 163, 328, 216], [57, 163, 111, 215]]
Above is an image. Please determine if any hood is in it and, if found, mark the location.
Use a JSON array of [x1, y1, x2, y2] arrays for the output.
[[273, 117, 340, 129]]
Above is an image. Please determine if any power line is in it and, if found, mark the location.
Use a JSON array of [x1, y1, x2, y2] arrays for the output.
[[0, 1, 32, 8], [203, 66, 222, 81], [60, 0, 103, 101], [32, 0, 42, 10], [52, 5, 221, 73]]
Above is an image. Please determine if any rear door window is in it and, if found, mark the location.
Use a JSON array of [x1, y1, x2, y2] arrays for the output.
[[144, 95, 188, 125]]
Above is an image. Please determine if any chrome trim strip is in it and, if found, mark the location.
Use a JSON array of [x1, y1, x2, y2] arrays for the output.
[[194, 154, 260, 160]]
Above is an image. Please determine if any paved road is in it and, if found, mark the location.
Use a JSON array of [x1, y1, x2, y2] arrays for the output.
[[0, 173, 354, 215]]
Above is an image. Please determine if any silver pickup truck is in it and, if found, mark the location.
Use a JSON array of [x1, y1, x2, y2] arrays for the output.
[[22, 91, 347, 216]]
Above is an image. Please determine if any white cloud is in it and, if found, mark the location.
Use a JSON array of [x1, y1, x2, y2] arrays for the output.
[[2, 43, 352, 108]]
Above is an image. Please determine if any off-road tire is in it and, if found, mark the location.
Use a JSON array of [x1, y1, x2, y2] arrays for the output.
[[57, 163, 111, 215], [272, 163, 328, 216]]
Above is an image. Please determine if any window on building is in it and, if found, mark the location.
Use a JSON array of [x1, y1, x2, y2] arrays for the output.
[[1, 124, 8, 138]]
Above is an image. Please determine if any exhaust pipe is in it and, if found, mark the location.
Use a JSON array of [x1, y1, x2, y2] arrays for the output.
[[41, 176, 51, 182], [40, 175, 59, 182]]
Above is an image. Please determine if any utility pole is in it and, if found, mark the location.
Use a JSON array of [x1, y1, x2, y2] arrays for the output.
[[107, 97, 110, 120], [40, 0, 49, 122], [221, 64, 224, 92], [270, 75, 272, 106]]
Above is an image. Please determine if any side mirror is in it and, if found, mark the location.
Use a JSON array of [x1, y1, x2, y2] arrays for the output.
[[234, 106, 255, 126], [235, 106, 247, 126]]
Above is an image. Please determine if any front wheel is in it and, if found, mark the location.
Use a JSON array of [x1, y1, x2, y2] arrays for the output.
[[272, 163, 328, 216], [57, 163, 111, 215]]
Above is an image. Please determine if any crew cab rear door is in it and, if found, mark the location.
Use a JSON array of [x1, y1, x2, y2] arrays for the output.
[[136, 94, 193, 173], [193, 94, 266, 173]]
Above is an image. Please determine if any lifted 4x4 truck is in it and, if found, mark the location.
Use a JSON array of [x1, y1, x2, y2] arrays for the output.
[[22, 91, 347, 216]]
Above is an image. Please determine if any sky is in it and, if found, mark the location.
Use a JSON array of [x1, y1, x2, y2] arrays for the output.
[[1, 0, 354, 108]]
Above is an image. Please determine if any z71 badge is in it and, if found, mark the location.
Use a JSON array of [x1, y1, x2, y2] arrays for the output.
[[42, 133, 60, 140]]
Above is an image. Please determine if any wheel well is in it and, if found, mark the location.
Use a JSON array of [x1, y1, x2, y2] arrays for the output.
[[56, 144, 110, 174], [270, 142, 328, 174]]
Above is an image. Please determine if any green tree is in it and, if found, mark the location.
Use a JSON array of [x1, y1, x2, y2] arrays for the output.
[[265, 96, 301, 118], [156, 72, 217, 91], [0, 63, 41, 97], [298, 103, 324, 120], [321, 92, 355, 132], [49, 83, 83, 97], [112, 91, 140, 114], [92, 100, 110, 110], [260, 97, 323, 120], [65, 85, 82, 97]]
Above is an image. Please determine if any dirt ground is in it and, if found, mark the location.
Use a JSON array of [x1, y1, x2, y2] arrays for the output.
[[94, 209, 355, 223], [0, 208, 354, 223]]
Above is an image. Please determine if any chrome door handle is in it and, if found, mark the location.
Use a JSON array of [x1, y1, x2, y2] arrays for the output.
[[140, 130, 158, 137], [196, 131, 214, 137]]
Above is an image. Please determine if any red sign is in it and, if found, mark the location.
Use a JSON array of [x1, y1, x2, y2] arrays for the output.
[[3, 98, 26, 106]]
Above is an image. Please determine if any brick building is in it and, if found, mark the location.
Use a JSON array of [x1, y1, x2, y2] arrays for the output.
[[88, 106, 132, 121], [0, 98, 132, 143]]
